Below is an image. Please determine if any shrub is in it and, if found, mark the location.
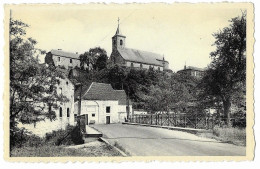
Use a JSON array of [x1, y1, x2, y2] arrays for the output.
[[10, 127, 44, 150], [213, 126, 246, 146], [45, 125, 84, 146]]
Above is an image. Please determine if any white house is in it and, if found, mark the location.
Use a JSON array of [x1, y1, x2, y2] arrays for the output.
[[18, 77, 76, 137], [74, 82, 132, 124]]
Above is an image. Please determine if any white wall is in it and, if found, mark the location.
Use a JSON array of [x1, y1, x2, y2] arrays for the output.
[[126, 61, 163, 71], [75, 100, 130, 124], [18, 78, 75, 137]]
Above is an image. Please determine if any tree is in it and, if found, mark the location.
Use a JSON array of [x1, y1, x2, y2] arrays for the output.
[[199, 13, 246, 126], [79, 47, 107, 70], [9, 19, 68, 148], [96, 53, 108, 70]]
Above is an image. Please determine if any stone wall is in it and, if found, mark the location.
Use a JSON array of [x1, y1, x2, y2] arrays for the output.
[[53, 55, 80, 69]]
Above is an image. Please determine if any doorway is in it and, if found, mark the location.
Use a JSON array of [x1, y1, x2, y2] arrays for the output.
[[106, 116, 110, 124]]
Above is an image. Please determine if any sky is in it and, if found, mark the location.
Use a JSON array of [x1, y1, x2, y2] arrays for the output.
[[10, 3, 244, 72]]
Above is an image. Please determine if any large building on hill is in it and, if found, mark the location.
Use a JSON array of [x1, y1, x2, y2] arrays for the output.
[[45, 49, 90, 70], [74, 82, 132, 124], [177, 65, 205, 78], [110, 20, 170, 71]]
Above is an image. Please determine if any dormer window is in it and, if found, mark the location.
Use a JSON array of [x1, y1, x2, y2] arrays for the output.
[[120, 39, 123, 46]]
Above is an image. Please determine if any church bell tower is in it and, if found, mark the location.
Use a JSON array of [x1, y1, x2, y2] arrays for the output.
[[112, 17, 126, 51]]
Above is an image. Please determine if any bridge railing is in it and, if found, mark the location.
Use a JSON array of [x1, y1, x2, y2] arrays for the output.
[[128, 114, 245, 129]]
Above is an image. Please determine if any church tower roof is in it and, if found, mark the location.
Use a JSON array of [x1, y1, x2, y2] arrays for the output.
[[114, 17, 125, 37]]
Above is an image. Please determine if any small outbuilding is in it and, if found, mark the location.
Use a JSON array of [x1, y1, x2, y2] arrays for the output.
[[74, 82, 132, 124]]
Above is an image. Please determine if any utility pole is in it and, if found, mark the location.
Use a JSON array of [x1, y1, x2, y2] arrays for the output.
[[76, 83, 82, 128], [127, 85, 130, 120]]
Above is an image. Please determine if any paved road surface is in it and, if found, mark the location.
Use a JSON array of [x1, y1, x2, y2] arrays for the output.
[[92, 124, 246, 156]]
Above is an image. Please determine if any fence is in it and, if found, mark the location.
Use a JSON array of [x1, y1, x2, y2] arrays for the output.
[[128, 113, 245, 129]]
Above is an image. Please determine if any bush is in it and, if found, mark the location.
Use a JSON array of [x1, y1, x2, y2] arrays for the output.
[[213, 126, 246, 146], [45, 125, 84, 146], [10, 127, 44, 150]]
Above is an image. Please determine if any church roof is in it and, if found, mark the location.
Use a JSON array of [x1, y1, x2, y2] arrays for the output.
[[117, 47, 167, 66], [50, 49, 80, 59], [75, 82, 129, 105]]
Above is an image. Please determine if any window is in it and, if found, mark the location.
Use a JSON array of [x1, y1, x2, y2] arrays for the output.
[[67, 108, 70, 117], [58, 57, 60, 61], [92, 114, 95, 117], [158, 67, 160, 71], [66, 81, 69, 85], [74, 114, 77, 122], [70, 59, 72, 63], [48, 105, 52, 112], [49, 85, 54, 92], [106, 106, 110, 113], [59, 107, 62, 117], [113, 39, 116, 46], [131, 62, 134, 68], [120, 39, 123, 46], [140, 63, 143, 68]]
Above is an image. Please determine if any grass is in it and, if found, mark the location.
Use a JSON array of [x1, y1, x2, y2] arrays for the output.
[[197, 126, 246, 146], [113, 141, 131, 156], [11, 142, 122, 157]]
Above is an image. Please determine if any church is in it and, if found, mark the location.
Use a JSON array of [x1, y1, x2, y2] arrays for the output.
[[110, 19, 170, 71]]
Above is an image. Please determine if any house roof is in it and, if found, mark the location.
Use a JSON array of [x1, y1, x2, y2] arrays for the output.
[[117, 48, 168, 66], [185, 66, 205, 71], [50, 49, 80, 59], [75, 82, 129, 105], [177, 66, 205, 73]]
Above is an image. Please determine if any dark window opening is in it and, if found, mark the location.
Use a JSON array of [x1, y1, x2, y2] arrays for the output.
[[106, 106, 110, 113], [92, 114, 95, 117], [58, 57, 60, 61], [70, 59, 72, 63], [140, 63, 143, 68], [49, 105, 52, 112], [59, 107, 62, 117], [66, 81, 69, 85], [67, 108, 70, 117], [113, 39, 116, 46], [49, 85, 54, 92], [74, 114, 77, 122], [120, 40, 123, 46], [131, 62, 134, 68], [158, 67, 160, 71]]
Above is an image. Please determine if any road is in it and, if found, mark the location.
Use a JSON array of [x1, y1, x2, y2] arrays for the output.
[[92, 124, 246, 156]]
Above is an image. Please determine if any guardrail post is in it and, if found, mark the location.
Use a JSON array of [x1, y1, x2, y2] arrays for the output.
[[175, 112, 177, 127], [184, 114, 186, 128], [195, 112, 197, 129]]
